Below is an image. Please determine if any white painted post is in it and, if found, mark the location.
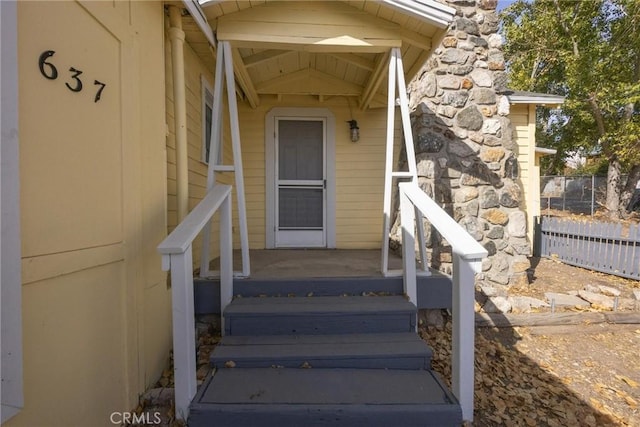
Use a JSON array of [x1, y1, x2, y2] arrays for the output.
[[200, 44, 226, 278], [452, 254, 481, 422], [393, 47, 428, 274], [415, 208, 430, 275], [381, 49, 397, 276], [219, 194, 233, 334], [381, 48, 429, 275], [400, 189, 417, 309], [222, 41, 251, 277], [169, 249, 197, 421]]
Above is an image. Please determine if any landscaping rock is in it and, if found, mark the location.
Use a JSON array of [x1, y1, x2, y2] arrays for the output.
[[583, 284, 600, 293], [597, 285, 621, 297], [509, 296, 549, 314], [141, 387, 175, 406], [483, 296, 511, 313], [421, 309, 445, 329], [479, 284, 507, 298], [633, 289, 640, 301], [617, 298, 636, 311], [544, 292, 591, 308], [578, 290, 614, 309]]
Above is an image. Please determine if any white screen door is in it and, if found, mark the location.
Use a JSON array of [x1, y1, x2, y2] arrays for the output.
[[275, 119, 326, 247]]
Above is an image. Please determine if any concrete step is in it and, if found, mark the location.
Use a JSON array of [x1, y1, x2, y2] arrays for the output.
[[210, 332, 432, 369], [223, 295, 417, 336], [189, 368, 461, 427]]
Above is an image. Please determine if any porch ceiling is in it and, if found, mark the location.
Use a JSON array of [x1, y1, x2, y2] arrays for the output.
[[182, 0, 454, 109]]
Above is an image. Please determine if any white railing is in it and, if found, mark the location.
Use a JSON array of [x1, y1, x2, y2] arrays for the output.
[[398, 182, 487, 422], [157, 184, 234, 421]]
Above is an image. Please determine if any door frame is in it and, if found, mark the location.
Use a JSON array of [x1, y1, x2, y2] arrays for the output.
[[265, 107, 336, 249]]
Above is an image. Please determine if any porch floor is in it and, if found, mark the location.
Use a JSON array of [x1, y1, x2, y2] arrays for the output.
[[210, 249, 406, 279], [197, 249, 452, 313]]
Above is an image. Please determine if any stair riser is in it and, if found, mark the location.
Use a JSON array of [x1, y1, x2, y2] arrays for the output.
[[189, 405, 461, 427], [225, 313, 416, 336], [211, 356, 430, 370], [194, 274, 453, 315]]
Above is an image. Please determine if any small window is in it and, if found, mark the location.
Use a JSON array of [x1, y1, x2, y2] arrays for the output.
[[201, 76, 220, 164]]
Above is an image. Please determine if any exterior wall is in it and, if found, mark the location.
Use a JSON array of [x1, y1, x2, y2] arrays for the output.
[[10, 2, 169, 425], [511, 103, 537, 249], [173, 32, 400, 255], [235, 98, 397, 250], [165, 25, 232, 269]]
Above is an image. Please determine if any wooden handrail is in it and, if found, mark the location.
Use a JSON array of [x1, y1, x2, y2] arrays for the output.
[[399, 182, 488, 259], [157, 184, 233, 421], [158, 184, 232, 256], [398, 181, 487, 423]]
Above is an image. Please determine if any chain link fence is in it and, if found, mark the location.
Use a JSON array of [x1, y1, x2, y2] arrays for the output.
[[540, 175, 612, 216]]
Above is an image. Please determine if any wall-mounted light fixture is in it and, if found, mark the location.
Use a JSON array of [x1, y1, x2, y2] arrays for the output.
[[347, 119, 359, 143]]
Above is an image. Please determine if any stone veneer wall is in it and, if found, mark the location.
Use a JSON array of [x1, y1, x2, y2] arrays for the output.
[[392, 0, 530, 288]]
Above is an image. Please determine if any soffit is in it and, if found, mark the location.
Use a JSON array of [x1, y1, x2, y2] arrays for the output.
[[184, 1, 452, 109]]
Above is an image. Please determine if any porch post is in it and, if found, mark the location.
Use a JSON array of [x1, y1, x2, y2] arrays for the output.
[[452, 255, 480, 421], [200, 45, 225, 277], [381, 47, 429, 275], [381, 48, 397, 276], [222, 41, 251, 277]]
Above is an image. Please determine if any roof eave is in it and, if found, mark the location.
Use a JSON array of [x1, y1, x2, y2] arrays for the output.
[[381, 0, 456, 29], [184, 0, 216, 46], [507, 94, 565, 106], [535, 147, 557, 156]]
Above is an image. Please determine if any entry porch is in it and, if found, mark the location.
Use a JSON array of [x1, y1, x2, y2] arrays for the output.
[[159, 0, 487, 424]]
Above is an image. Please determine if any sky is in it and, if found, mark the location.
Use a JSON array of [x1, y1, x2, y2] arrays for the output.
[[496, 0, 520, 11]]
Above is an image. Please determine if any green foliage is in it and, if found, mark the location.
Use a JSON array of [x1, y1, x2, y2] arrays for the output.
[[501, 0, 640, 170], [569, 158, 609, 177]]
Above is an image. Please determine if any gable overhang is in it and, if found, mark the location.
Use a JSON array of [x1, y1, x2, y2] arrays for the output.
[[182, 0, 455, 110], [215, 2, 404, 52], [381, 0, 455, 29], [506, 90, 565, 107]]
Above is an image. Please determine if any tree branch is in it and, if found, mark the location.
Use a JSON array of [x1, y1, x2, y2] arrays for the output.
[[553, 0, 580, 57]]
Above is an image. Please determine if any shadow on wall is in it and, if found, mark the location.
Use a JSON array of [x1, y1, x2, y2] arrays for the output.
[[390, 100, 529, 287]]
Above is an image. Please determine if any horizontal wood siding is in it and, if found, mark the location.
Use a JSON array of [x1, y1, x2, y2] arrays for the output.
[[336, 108, 393, 249], [233, 97, 396, 250], [510, 104, 535, 248], [166, 35, 230, 268]]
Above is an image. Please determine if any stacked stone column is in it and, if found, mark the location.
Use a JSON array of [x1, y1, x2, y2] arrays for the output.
[[397, 0, 530, 288]]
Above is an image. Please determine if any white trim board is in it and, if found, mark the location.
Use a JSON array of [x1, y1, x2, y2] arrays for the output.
[[1, 0, 24, 422], [265, 108, 336, 249]]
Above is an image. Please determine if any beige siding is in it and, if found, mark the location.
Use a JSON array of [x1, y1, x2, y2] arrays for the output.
[[510, 103, 537, 249], [229, 97, 395, 250], [165, 28, 232, 269], [13, 2, 169, 425]]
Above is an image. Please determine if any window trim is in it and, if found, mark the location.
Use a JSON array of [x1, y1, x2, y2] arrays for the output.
[[201, 75, 218, 165]]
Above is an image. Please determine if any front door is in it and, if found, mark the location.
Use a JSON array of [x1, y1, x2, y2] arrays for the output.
[[275, 118, 326, 247]]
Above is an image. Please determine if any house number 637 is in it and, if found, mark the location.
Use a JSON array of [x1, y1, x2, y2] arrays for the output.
[[38, 50, 107, 102]]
